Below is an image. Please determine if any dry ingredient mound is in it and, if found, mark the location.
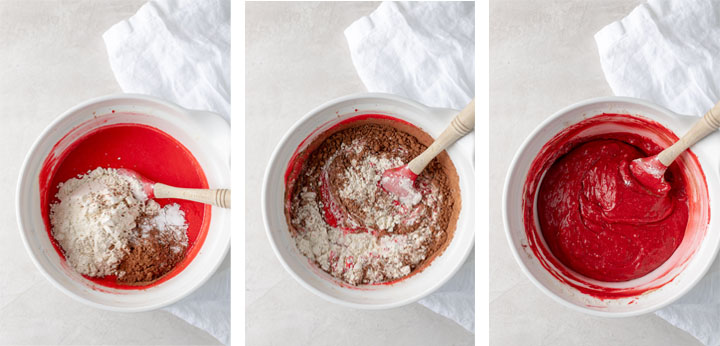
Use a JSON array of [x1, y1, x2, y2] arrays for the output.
[[50, 167, 188, 284], [286, 119, 460, 286]]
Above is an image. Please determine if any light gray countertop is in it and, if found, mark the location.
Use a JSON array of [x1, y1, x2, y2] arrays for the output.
[[245, 2, 473, 345], [490, 0, 702, 345], [0, 1, 218, 344]]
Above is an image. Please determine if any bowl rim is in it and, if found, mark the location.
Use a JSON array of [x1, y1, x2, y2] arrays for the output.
[[502, 95, 719, 317], [15, 93, 230, 312], [261, 92, 475, 309]]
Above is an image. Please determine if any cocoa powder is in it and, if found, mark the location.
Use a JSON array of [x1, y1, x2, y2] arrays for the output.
[[116, 226, 186, 284]]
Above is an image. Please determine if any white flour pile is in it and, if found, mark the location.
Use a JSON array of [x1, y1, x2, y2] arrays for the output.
[[50, 167, 188, 278], [138, 202, 189, 255], [338, 151, 408, 232]]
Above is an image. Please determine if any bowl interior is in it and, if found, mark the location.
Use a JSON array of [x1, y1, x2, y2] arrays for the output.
[[17, 96, 230, 311], [504, 98, 720, 315], [263, 95, 474, 308]]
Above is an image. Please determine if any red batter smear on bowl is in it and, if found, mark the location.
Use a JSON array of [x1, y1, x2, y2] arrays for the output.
[[537, 136, 687, 282], [522, 113, 710, 299], [39, 123, 211, 290]]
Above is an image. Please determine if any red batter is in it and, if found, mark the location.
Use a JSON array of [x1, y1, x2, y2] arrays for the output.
[[39, 122, 210, 289], [537, 135, 688, 282], [523, 113, 710, 299]]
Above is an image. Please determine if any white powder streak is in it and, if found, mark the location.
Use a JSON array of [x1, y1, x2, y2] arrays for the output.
[[293, 189, 430, 285]]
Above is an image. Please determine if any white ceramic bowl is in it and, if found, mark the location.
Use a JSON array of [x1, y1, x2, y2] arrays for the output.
[[262, 93, 474, 308], [16, 94, 230, 312], [504, 97, 720, 316]]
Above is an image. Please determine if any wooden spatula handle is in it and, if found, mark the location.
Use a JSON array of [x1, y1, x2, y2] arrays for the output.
[[407, 99, 475, 175], [658, 100, 720, 166], [154, 183, 231, 208]]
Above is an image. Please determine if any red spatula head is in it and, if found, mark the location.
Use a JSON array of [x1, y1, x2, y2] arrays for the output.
[[380, 165, 422, 206], [629, 155, 671, 195]]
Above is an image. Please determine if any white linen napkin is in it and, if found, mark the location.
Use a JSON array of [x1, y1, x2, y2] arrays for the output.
[[103, 0, 230, 344], [595, 1, 720, 345], [103, 0, 230, 122], [595, 0, 720, 116], [163, 267, 231, 345], [345, 1, 475, 332]]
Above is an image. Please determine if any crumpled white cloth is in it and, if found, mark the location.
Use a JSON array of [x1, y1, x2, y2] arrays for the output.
[[103, 0, 230, 121], [595, 0, 720, 117], [345, 1, 475, 333], [345, 1, 474, 111], [103, 0, 230, 344], [163, 267, 231, 345], [595, 1, 720, 345]]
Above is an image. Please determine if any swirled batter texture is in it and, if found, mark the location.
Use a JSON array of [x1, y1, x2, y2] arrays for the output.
[[538, 137, 688, 282]]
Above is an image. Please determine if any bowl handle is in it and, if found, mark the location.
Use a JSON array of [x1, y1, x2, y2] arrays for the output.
[[187, 109, 230, 165]]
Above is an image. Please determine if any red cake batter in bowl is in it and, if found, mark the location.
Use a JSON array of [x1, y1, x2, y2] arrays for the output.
[[504, 97, 718, 316], [536, 126, 689, 283], [17, 94, 230, 311], [39, 124, 211, 289]]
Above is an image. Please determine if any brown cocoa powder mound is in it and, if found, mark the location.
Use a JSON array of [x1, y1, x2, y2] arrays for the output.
[[286, 117, 461, 283], [116, 228, 186, 285]]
